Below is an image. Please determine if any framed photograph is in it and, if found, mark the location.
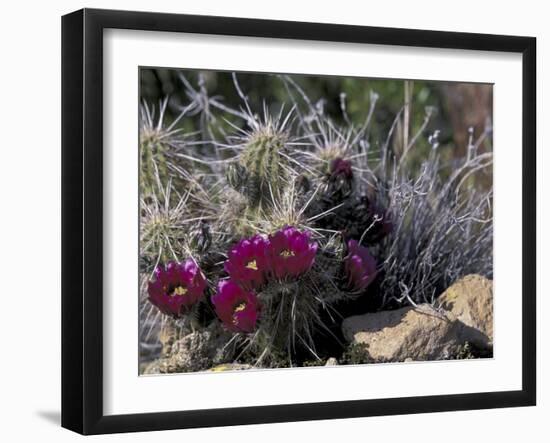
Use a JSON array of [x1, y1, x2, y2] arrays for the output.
[[61, 8, 536, 435]]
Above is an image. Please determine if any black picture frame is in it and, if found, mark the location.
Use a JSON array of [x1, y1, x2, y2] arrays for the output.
[[61, 8, 537, 435]]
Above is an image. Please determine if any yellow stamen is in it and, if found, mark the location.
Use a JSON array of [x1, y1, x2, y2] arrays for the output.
[[234, 302, 247, 313], [232, 303, 247, 326], [245, 260, 258, 270], [280, 249, 295, 258], [171, 286, 188, 296]]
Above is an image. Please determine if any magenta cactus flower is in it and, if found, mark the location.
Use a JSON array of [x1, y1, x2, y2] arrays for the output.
[[212, 280, 260, 333], [330, 157, 353, 180], [268, 226, 318, 279], [147, 259, 207, 317], [345, 239, 377, 292], [224, 234, 270, 290], [326, 157, 354, 198]]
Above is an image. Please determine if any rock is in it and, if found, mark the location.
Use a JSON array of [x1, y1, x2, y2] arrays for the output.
[[325, 357, 339, 366], [438, 274, 493, 348], [208, 363, 253, 372], [342, 304, 465, 363], [158, 319, 184, 356], [142, 359, 163, 375], [143, 323, 233, 374]]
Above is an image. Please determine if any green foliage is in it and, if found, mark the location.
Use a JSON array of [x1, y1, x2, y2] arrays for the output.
[[340, 343, 371, 365]]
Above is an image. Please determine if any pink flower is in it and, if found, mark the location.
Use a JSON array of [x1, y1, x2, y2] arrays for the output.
[[268, 226, 318, 279], [330, 157, 353, 180], [224, 234, 270, 290], [345, 239, 377, 291], [147, 260, 207, 317], [212, 280, 260, 333]]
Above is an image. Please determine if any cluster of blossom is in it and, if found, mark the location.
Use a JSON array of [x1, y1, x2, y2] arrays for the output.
[[147, 226, 377, 333]]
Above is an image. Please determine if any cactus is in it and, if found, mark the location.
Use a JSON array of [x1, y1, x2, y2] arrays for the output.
[[140, 187, 187, 266], [139, 71, 493, 371], [139, 100, 194, 204], [227, 123, 289, 208], [215, 229, 359, 366], [140, 125, 171, 199]]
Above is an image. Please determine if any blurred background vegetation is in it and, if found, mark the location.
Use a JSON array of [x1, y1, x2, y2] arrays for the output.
[[140, 68, 492, 166]]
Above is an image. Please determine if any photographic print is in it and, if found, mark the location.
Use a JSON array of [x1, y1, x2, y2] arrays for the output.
[[139, 68, 494, 375]]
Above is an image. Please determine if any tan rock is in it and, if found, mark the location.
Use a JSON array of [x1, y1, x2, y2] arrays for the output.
[[342, 304, 464, 363], [158, 318, 183, 356], [143, 323, 233, 374], [438, 274, 493, 348], [325, 357, 339, 366]]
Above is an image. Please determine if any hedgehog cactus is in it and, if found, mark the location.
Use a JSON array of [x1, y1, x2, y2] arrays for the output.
[[139, 100, 192, 203], [212, 226, 367, 364], [227, 124, 289, 208], [140, 132, 171, 199]]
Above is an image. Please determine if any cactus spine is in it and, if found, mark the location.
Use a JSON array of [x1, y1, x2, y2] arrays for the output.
[[228, 125, 288, 208]]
